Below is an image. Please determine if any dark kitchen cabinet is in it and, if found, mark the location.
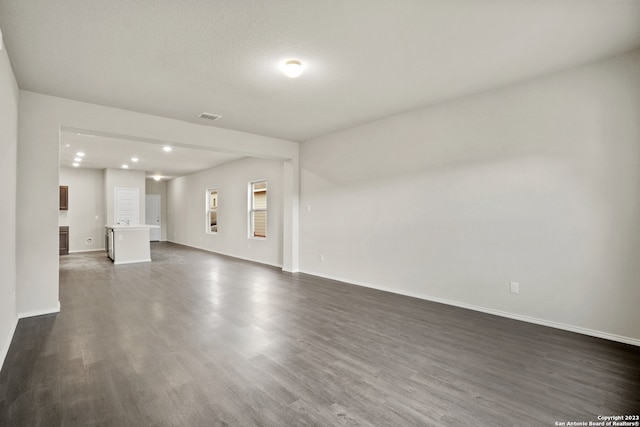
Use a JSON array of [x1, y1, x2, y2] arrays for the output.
[[60, 186, 68, 210], [59, 226, 69, 255]]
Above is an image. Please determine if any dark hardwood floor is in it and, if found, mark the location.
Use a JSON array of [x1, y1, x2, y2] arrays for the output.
[[1, 242, 639, 426]]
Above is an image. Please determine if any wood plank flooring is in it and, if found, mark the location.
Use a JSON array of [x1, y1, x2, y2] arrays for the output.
[[1, 242, 638, 426]]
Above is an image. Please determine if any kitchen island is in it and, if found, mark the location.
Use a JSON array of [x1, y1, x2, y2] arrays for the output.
[[105, 225, 159, 265]]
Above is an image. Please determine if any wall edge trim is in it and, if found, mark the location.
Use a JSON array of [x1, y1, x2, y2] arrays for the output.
[[68, 249, 104, 253], [113, 258, 151, 265], [168, 240, 283, 269], [0, 317, 19, 372], [299, 269, 640, 347], [18, 301, 61, 320]]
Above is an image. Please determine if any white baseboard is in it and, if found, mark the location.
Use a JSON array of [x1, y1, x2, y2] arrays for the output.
[[168, 240, 283, 269], [69, 249, 104, 253], [18, 301, 61, 319], [300, 269, 640, 347], [114, 258, 151, 265], [0, 316, 19, 372], [3, 303, 61, 370]]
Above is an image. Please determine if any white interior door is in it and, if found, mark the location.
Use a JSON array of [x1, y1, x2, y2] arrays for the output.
[[145, 194, 161, 241]]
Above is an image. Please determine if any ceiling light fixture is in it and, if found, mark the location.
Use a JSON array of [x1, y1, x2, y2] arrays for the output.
[[153, 175, 161, 181], [131, 157, 139, 162], [163, 146, 172, 152], [283, 59, 303, 78], [72, 162, 80, 167], [76, 152, 85, 157], [121, 164, 129, 169], [74, 157, 82, 162], [76, 133, 94, 137]]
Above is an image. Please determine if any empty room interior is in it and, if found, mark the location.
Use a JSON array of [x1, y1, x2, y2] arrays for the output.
[[1, 1, 640, 425]]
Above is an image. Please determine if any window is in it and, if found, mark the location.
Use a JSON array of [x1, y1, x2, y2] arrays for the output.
[[207, 189, 218, 233], [249, 181, 267, 238]]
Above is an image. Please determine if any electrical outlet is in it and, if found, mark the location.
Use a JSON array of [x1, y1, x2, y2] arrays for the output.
[[510, 281, 519, 294]]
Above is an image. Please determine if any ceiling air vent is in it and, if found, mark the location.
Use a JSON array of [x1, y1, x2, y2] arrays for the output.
[[198, 112, 222, 121]]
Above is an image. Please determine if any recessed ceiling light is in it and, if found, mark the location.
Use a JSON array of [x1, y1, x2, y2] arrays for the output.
[[121, 164, 129, 169], [131, 157, 139, 162], [74, 157, 82, 162], [283, 59, 303, 78], [163, 146, 172, 152], [72, 162, 80, 167], [153, 175, 161, 181], [76, 152, 85, 157]]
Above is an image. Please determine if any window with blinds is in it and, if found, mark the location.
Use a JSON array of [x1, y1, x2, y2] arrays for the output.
[[249, 181, 267, 238], [207, 189, 218, 233]]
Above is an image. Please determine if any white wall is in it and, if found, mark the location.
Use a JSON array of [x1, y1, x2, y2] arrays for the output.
[[0, 32, 19, 369], [59, 167, 106, 252], [168, 157, 284, 267], [300, 49, 640, 344], [16, 91, 298, 318], [17, 104, 59, 316], [145, 179, 168, 241], [104, 168, 146, 225]]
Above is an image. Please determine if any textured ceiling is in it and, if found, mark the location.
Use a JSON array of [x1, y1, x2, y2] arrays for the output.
[[1, 0, 640, 142]]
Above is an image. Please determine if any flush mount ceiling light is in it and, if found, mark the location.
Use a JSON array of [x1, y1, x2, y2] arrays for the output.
[[283, 59, 303, 78], [163, 146, 172, 152], [131, 157, 139, 162], [73, 157, 82, 162], [72, 162, 80, 167], [121, 164, 129, 169], [153, 175, 161, 181], [76, 151, 85, 157]]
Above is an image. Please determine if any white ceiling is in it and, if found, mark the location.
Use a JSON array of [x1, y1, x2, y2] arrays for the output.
[[2, 0, 640, 145]]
